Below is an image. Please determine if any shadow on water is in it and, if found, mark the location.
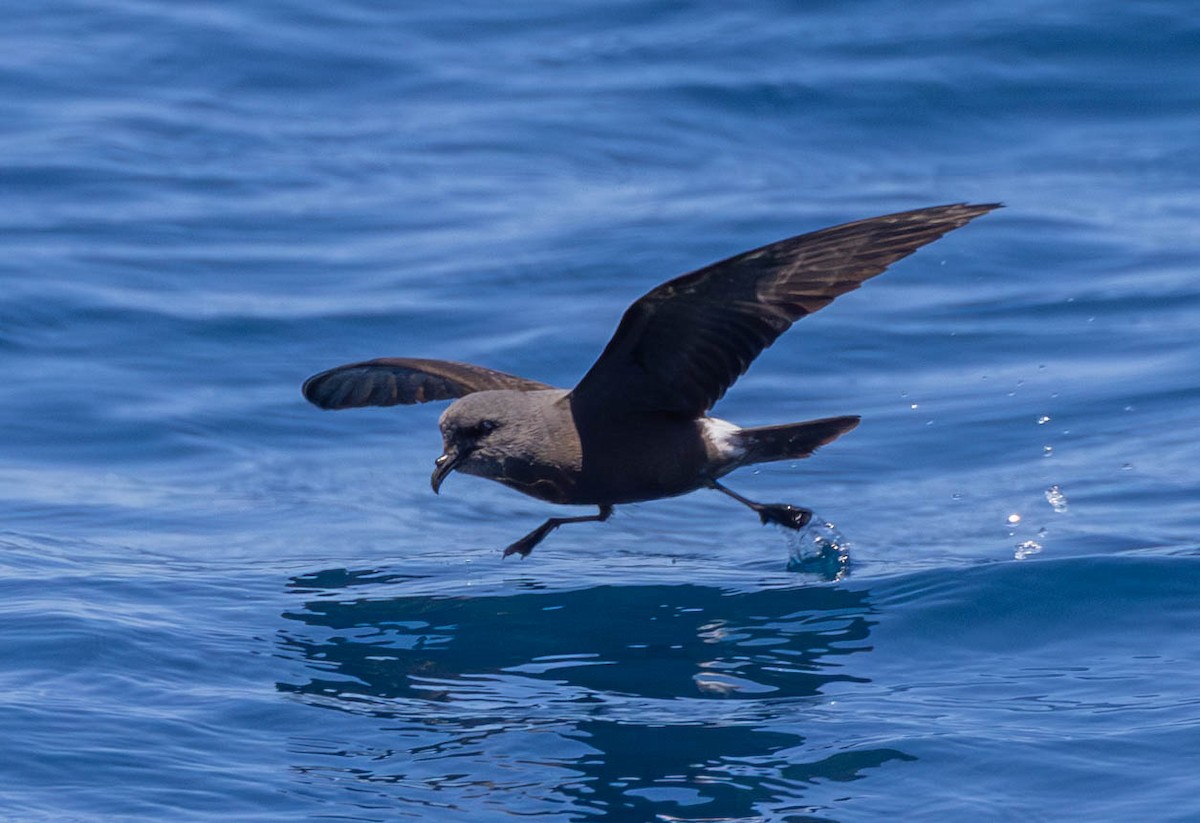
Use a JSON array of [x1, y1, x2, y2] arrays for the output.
[[276, 567, 913, 820]]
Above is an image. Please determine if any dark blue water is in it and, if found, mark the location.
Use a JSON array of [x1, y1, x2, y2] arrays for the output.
[[3, 2, 1199, 820]]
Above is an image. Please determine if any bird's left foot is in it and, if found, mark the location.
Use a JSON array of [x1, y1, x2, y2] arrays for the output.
[[502, 542, 533, 559], [756, 503, 813, 530], [502, 506, 615, 558], [502, 525, 551, 559]]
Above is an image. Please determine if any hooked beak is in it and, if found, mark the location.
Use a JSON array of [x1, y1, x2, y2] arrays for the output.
[[431, 450, 462, 494]]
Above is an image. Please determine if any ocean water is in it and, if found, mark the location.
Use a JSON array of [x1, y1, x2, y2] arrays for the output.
[[2, 1, 1199, 820]]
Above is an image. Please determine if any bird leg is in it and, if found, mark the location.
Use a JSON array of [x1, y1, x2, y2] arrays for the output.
[[706, 479, 813, 530], [502, 505, 614, 558]]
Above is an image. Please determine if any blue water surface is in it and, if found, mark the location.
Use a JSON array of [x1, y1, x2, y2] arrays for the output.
[[2, 1, 1199, 820]]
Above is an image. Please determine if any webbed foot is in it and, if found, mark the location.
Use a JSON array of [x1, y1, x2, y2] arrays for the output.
[[501, 505, 614, 559], [755, 503, 813, 530]]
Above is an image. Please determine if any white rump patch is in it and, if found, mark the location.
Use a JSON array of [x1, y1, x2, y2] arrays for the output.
[[701, 417, 745, 460]]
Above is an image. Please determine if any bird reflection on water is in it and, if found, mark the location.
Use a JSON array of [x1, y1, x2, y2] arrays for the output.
[[277, 570, 911, 819]]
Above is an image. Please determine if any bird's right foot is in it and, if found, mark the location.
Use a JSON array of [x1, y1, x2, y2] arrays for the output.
[[707, 479, 813, 530], [755, 503, 813, 530]]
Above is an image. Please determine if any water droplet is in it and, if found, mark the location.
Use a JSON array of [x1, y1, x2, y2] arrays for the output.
[[1007, 513, 1021, 525], [1015, 540, 1042, 560], [1045, 485, 1068, 513], [1037, 415, 1051, 425]]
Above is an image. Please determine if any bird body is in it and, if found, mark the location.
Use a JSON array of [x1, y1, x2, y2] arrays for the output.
[[434, 388, 860, 508], [304, 203, 998, 556], [435, 390, 722, 506]]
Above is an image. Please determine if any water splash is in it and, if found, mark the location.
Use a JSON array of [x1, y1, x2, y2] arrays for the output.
[[784, 516, 850, 579]]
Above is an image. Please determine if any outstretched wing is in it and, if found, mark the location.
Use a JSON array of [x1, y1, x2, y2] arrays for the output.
[[570, 203, 999, 417], [303, 357, 556, 409]]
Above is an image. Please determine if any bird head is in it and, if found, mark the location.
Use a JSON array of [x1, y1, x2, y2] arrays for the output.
[[431, 393, 513, 493]]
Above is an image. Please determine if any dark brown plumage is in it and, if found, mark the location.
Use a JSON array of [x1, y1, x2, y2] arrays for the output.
[[571, 203, 998, 416], [304, 203, 999, 556], [303, 357, 552, 409]]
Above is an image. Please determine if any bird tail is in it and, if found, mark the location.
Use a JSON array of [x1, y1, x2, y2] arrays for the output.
[[735, 416, 860, 466]]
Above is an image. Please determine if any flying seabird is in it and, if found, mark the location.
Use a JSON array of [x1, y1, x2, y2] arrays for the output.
[[303, 203, 998, 556]]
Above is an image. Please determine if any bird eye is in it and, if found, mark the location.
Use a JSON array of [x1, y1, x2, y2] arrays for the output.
[[460, 419, 499, 440]]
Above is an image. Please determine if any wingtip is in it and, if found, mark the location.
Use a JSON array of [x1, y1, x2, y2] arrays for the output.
[[865, 202, 1001, 233], [301, 369, 341, 409], [950, 202, 1004, 220], [300, 373, 320, 405], [934, 202, 1003, 218], [914, 202, 1002, 231]]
